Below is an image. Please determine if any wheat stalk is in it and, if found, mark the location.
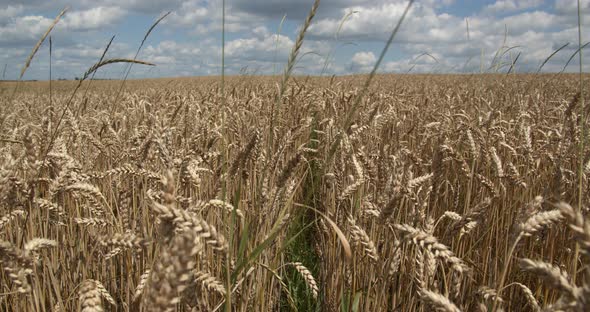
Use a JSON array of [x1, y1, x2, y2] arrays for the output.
[[395, 223, 469, 273], [557, 202, 590, 255], [508, 282, 540, 312], [348, 217, 378, 261], [518, 209, 563, 237], [519, 258, 578, 298], [143, 229, 203, 311], [78, 282, 101, 311], [82, 59, 155, 81], [191, 270, 227, 296], [287, 262, 319, 299], [418, 289, 462, 312], [19, 7, 68, 80], [24, 238, 57, 255], [151, 200, 228, 252], [133, 269, 151, 302]]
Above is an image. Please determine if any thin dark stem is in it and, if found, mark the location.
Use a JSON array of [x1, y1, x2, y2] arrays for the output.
[[574, 0, 585, 285], [76, 35, 115, 117], [49, 36, 52, 108], [111, 11, 170, 117]]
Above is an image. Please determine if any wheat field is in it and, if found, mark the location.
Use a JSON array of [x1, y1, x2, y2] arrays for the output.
[[0, 73, 589, 311]]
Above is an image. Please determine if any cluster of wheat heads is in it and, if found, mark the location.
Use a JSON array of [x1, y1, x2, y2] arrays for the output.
[[0, 74, 589, 311]]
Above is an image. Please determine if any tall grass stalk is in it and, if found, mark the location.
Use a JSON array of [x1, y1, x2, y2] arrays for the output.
[[76, 35, 116, 116], [537, 43, 569, 73], [273, 14, 287, 76], [9, 7, 67, 103], [268, 0, 321, 157], [49, 36, 52, 108], [111, 11, 170, 117], [574, 0, 585, 284], [320, 10, 358, 76]]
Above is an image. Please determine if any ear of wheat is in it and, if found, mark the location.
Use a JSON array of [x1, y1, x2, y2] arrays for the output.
[[519, 258, 578, 299], [418, 289, 462, 312], [395, 223, 469, 273], [287, 262, 319, 300]]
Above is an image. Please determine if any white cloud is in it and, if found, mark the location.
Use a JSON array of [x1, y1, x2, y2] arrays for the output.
[[0, 0, 184, 14], [226, 34, 294, 60], [310, 2, 412, 39], [309, 3, 468, 44], [495, 11, 557, 35], [351, 51, 375, 67], [0, 6, 126, 46], [167, 0, 263, 35], [144, 40, 202, 58], [252, 26, 270, 38], [97, 0, 182, 13], [61, 7, 127, 31], [308, 1, 570, 50], [483, 0, 544, 13], [306, 0, 589, 74], [232, 0, 455, 21], [0, 5, 23, 23], [168, 1, 209, 26], [0, 15, 54, 43]]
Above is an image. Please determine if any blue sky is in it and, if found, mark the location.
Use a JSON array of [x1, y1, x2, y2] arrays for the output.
[[0, 0, 588, 80]]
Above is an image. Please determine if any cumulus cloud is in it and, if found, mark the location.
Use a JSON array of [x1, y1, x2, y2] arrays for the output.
[[166, 0, 263, 34], [0, 15, 54, 44], [61, 7, 127, 31], [0, 0, 182, 14], [226, 34, 293, 60], [307, 0, 589, 73], [0, 6, 126, 46], [233, 0, 364, 20], [0, 5, 23, 23], [309, 2, 468, 44], [144, 40, 202, 61], [483, 0, 544, 13], [167, 1, 210, 26], [210, 32, 329, 74], [351, 51, 375, 67], [233, 0, 455, 21], [95, 0, 183, 13]]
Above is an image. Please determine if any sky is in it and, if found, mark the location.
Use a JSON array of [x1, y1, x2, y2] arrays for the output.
[[0, 0, 589, 80]]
